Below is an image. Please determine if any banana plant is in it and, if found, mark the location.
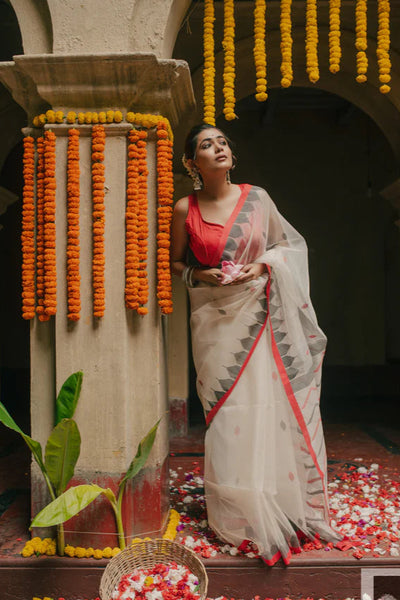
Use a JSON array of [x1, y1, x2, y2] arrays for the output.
[[30, 420, 160, 550], [0, 371, 83, 555]]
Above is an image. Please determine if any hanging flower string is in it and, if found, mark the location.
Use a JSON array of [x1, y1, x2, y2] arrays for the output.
[[66, 129, 81, 321], [91, 125, 106, 318], [35, 137, 49, 321], [280, 0, 293, 88], [254, 0, 268, 101], [377, 0, 391, 94], [306, 0, 319, 83], [125, 130, 141, 311], [203, 0, 216, 125], [156, 121, 174, 315], [137, 130, 149, 314], [222, 0, 237, 121], [21, 135, 36, 320], [28, 111, 174, 319], [329, 0, 342, 74], [355, 0, 368, 83], [43, 130, 57, 317]]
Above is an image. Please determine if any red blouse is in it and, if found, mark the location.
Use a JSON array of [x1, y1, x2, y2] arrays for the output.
[[185, 183, 251, 267]]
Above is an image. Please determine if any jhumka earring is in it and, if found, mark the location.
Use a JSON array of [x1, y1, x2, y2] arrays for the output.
[[226, 170, 231, 184], [182, 154, 202, 191]]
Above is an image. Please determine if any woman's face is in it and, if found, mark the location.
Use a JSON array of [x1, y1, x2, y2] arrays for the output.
[[192, 128, 233, 174]]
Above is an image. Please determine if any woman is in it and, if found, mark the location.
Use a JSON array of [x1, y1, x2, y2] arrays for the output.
[[171, 124, 340, 565]]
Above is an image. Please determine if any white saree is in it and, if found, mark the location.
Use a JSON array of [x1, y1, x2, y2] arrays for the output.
[[187, 184, 340, 565]]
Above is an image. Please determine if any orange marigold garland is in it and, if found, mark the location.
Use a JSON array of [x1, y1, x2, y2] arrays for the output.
[[21, 135, 36, 320], [91, 124, 106, 318], [125, 129, 149, 315], [67, 128, 81, 321], [125, 130, 141, 311], [136, 130, 149, 314], [156, 122, 174, 315], [35, 136, 49, 321], [203, 0, 216, 125], [43, 130, 57, 317]]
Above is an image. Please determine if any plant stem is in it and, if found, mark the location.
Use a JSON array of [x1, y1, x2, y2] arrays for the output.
[[115, 483, 126, 550], [57, 524, 65, 556]]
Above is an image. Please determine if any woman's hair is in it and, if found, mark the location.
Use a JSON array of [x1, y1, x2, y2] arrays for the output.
[[184, 123, 236, 160]]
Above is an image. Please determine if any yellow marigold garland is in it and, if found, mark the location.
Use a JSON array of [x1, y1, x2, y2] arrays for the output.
[[377, 0, 391, 94], [33, 111, 174, 142], [156, 121, 174, 315], [91, 125, 106, 318], [66, 129, 81, 321], [203, 0, 216, 125], [43, 130, 57, 317], [355, 0, 368, 83], [254, 0, 268, 101], [280, 0, 293, 88], [306, 0, 319, 83], [35, 137, 49, 321], [21, 537, 120, 559], [163, 508, 181, 541], [329, 0, 342, 74], [222, 0, 237, 120], [125, 130, 141, 311], [21, 136, 36, 320]]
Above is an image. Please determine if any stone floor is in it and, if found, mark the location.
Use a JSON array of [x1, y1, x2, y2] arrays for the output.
[[0, 417, 399, 599]]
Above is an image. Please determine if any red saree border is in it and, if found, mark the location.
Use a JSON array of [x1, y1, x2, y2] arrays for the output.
[[262, 544, 302, 566], [213, 183, 252, 265], [205, 268, 272, 426], [269, 314, 328, 498]]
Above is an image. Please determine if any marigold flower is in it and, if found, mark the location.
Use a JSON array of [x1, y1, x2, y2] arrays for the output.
[[21, 136, 36, 319], [203, 0, 216, 125], [92, 125, 106, 317], [67, 128, 81, 320]]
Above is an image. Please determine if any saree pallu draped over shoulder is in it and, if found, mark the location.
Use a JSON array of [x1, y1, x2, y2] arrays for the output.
[[187, 185, 340, 565]]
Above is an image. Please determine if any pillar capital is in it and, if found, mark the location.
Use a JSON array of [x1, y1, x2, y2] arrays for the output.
[[0, 53, 195, 125]]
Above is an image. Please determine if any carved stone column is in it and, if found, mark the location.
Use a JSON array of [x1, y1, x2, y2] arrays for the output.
[[0, 53, 195, 546]]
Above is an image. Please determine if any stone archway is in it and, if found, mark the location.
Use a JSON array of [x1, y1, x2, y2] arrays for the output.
[[169, 18, 400, 430], [7, 0, 52, 54]]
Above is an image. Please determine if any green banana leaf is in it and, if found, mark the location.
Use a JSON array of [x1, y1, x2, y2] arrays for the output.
[[120, 420, 160, 486], [30, 484, 106, 528], [45, 419, 81, 496], [55, 371, 83, 424], [0, 400, 46, 473]]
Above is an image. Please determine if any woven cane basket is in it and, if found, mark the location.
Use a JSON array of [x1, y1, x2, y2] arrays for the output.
[[99, 539, 208, 600]]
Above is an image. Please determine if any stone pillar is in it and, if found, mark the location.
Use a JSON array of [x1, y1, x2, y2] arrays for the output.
[[0, 53, 195, 546], [167, 174, 192, 437]]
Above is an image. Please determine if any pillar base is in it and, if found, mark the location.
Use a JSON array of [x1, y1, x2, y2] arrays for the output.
[[31, 458, 170, 548]]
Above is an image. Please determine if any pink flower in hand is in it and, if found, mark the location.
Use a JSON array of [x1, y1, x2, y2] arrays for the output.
[[221, 260, 243, 285]]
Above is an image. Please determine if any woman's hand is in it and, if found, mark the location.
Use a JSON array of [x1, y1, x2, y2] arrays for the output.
[[194, 267, 224, 286], [230, 262, 267, 284]]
